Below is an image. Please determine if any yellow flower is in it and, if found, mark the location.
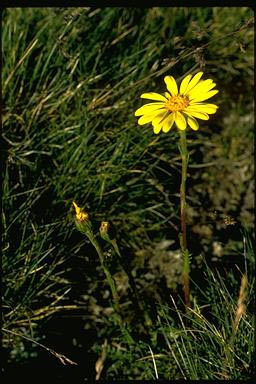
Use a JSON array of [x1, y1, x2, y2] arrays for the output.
[[134, 72, 219, 134], [72, 201, 89, 222], [72, 201, 93, 237]]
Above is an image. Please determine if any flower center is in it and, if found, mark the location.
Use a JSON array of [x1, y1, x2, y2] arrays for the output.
[[165, 95, 189, 112]]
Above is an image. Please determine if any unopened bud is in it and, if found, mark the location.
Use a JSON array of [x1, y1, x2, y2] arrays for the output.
[[100, 221, 116, 243]]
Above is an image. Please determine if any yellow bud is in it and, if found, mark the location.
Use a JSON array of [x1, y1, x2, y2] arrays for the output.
[[72, 201, 89, 222], [100, 221, 116, 243], [72, 201, 93, 237]]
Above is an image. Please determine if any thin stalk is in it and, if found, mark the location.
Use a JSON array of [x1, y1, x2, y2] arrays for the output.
[[2, 328, 77, 365], [87, 234, 134, 345], [178, 130, 191, 309], [88, 234, 121, 314], [73, 200, 135, 345]]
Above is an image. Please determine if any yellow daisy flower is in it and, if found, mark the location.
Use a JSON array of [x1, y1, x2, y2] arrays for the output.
[[134, 72, 219, 134]]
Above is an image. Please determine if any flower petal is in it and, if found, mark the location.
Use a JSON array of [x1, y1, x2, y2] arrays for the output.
[[174, 111, 187, 130], [152, 111, 169, 127], [187, 115, 199, 131], [164, 76, 178, 96], [140, 92, 167, 102], [188, 79, 214, 95], [135, 103, 166, 116], [189, 89, 219, 102], [153, 124, 162, 134], [184, 110, 209, 120], [138, 113, 161, 125], [184, 72, 204, 94], [162, 113, 175, 133], [186, 103, 218, 114], [188, 81, 217, 99], [179, 74, 193, 95]]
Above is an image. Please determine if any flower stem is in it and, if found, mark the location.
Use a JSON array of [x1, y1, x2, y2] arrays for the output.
[[89, 235, 135, 344], [178, 130, 191, 309], [73, 203, 134, 345], [88, 234, 121, 314]]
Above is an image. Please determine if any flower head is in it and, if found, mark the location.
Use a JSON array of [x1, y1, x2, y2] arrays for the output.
[[72, 201, 93, 237], [134, 72, 219, 134], [73, 201, 89, 221]]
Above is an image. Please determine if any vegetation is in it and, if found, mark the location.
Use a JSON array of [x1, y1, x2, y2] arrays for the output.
[[2, 7, 254, 380]]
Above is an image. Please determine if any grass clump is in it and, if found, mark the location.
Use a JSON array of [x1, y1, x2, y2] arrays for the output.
[[95, 231, 254, 380]]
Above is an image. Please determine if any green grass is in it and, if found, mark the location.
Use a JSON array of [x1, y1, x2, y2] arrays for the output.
[[2, 7, 254, 380], [91, 229, 254, 380]]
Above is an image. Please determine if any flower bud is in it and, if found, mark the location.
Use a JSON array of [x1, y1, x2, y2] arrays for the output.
[[100, 221, 116, 243], [72, 201, 93, 236]]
